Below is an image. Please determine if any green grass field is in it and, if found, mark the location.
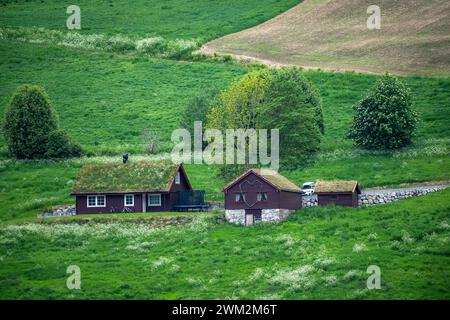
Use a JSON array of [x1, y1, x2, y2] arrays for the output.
[[0, 189, 449, 299], [0, 0, 449, 300], [0, 40, 247, 155], [0, 39, 449, 223], [1, 40, 448, 155], [0, 0, 301, 40]]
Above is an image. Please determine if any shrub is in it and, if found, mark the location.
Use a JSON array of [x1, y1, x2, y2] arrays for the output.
[[3, 85, 58, 159], [3, 85, 83, 159], [45, 129, 83, 159], [348, 74, 418, 149], [136, 37, 168, 55]]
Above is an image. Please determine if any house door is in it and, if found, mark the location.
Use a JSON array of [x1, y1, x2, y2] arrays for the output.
[[245, 209, 262, 226], [245, 213, 254, 226]]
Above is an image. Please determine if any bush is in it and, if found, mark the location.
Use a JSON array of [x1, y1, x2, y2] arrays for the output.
[[45, 129, 83, 159], [3, 85, 58, 159], [348, 74, 418, 149], [3, 85, 83, 159]]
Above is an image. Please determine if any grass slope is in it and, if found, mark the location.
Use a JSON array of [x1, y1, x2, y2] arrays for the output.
[[0, 41, 448, 222], [0, 40, 247, 155], [0, 189, 449, 299], [0, 0, 301, 41], [1, 41, 449, 155], [205, 0, 450, 76]]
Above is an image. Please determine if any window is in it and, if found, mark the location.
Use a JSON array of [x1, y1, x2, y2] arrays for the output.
[[254, 212, 262, 223], [124, 194, 134, 206], [148, 194, 161, 206], [257, 192, 268, 202], [87, 196, 96, 207], [87, 195, 106, 207], [235, 193, 245, 203], [175, 171, 181, 185]]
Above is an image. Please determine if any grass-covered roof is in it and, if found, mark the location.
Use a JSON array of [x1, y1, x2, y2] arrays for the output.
[[224, 168, 301, 192], [254, 169, 301, 192], [72, 160, 180, 194], [315, 180, 359, 193]]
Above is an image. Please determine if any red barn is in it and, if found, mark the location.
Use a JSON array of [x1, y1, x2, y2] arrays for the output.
[[71, 160, 207, 214], [315, 180, 361, 207], [223, 169, 302, 225]]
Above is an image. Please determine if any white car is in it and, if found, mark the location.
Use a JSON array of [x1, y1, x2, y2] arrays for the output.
[[301, 182, 315, 196]]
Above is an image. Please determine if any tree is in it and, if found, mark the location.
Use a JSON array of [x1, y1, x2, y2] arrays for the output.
[[141, 128, 160, 155], [257, 68, 323, 169], [206, 67, 324, 173], [348, 74, 418, 149], [206, 69, 272, 178], [206, 69, 272, 130], [180, 89, 219, 138], [3, 84, 83, 159]]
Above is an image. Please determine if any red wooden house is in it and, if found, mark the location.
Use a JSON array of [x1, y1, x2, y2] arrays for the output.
[[71, 160, 207, 214], [315, 180, 361, 207], [223, 168, 302, 225]]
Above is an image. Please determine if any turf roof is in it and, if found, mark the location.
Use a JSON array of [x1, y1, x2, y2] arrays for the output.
[[315, 180, 359, 193], [224, 169, 301, 192], [72, 160, 180, 194]]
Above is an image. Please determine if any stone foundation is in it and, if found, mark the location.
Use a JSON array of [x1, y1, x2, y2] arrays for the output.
[[225, 208, 294, 225], [261, 208, 293, 222], [225, 209, 246, 225]]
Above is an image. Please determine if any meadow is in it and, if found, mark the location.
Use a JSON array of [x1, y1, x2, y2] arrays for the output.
[[0, 0, 449, 300], [0, 189, 449, 299], [0, 0, 301, 40], [0, 39, 449, 223]]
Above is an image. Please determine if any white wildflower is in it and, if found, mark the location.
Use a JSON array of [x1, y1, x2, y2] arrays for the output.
[[353, 242, 367, 253]]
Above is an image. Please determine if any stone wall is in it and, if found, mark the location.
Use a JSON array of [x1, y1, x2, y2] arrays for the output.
[[301, 185, 448, 208], [358, 186, 447, 206], [40, 205, 76, 218], [302, 195, 318, 207], [225, 209, 246, 225], [262, 209, 293, 223]]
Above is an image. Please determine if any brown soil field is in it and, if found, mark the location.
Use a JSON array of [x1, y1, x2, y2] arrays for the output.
[[203, 0, 450, 76]]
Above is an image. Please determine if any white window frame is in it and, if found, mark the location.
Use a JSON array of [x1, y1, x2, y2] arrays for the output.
[[87, 195, 106, 208], [124, 194, 134, 207], [235, 193, 246, 203], [148, 194, 162, 207], [175, 171, 181, 185], [257, 192, 268, 202]]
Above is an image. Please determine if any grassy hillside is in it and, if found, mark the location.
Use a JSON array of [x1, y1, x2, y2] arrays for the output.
[[205, 0, 450, 76], [1, 41, 449, 155], [0, 189, 449, 299], [0, 0, 301, 41], [0, 40, 247, 155], [0, 40, 448, 223]]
